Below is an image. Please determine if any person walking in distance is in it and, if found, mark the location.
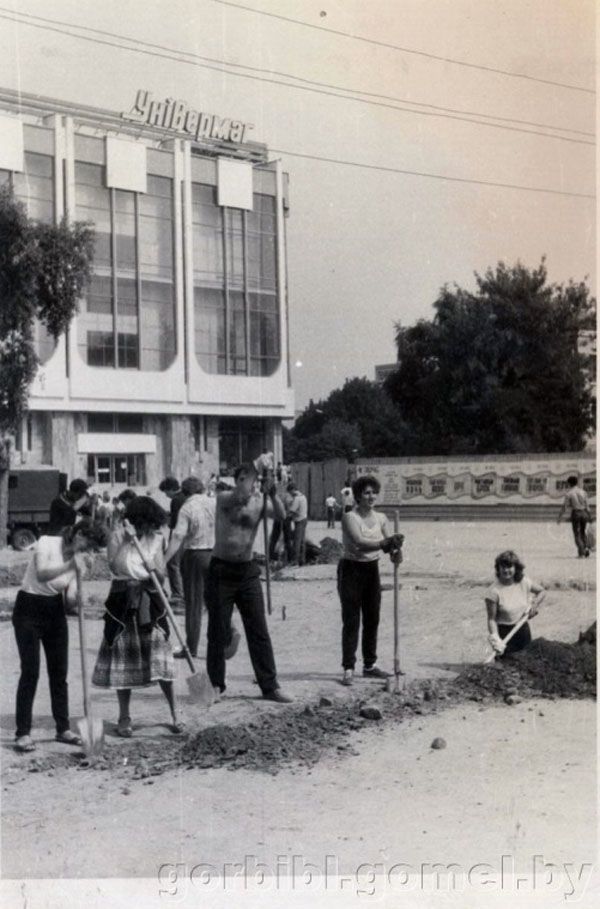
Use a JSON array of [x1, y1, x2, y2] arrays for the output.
[[205, 463, 292, 702], [557, 475, 592, 558], [159, 477, 186, 608], [325, 493, 338, 529]]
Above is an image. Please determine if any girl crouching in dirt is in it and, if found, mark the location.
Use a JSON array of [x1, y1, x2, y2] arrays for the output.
[[485, 550, 545, 658], [91, 497, 184, 737]]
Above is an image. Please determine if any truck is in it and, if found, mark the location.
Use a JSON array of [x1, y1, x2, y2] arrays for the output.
[[7, 468, 67, 550]]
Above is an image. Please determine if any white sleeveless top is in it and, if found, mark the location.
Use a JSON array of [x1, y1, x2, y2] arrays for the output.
[[342, 509, 386, 562]]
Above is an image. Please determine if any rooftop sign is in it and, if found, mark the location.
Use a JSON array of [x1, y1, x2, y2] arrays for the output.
[[122, 90, 252, 144]]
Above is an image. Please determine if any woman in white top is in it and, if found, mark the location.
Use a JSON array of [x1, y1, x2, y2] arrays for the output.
[[92, 496, 183, 737], [12, 519, 108, 753], [338, 476, 403, 686], [485, 550, 545, 657]]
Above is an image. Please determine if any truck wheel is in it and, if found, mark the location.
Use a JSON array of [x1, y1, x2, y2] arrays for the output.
[[11, 528, 38, 551]]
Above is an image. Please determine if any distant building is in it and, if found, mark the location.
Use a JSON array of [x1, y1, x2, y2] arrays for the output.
[[374, 363, 397, 384], [2, 87, 294, 488]]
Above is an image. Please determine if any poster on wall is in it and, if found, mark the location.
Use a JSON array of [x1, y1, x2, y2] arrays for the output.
[[355, 456, 596, 506]]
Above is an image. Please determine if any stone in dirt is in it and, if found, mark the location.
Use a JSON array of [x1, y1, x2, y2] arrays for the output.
[[359, 706, 383, 721], [431, 737, 446, 750]]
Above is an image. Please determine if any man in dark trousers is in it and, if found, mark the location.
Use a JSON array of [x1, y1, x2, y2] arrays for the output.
[[205, 463, 292, 702], [557, 475, 592, 558]]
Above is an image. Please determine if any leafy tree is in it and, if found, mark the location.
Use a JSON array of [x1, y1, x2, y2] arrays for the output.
[[385, 260, 595, 454], [287, 377, 411, 461], [0, 185, 94, 546], [285, 418, 362, 462]]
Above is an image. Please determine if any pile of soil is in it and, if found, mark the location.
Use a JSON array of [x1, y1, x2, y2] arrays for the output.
[[316, 537, 343, 564], [9, 630, 595, 783], [452, 631, 596, 700]]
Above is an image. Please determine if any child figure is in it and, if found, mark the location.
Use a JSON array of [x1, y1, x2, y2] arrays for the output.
[[485, 550, 545, 658]]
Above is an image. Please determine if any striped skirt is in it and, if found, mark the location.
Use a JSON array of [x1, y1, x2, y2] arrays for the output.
[[92, 599, 175, 690]]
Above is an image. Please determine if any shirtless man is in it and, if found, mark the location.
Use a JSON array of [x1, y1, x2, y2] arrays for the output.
[[205, 462, 293, 703]]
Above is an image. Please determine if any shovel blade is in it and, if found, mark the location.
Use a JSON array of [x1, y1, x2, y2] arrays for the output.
[[78, 716, 105, 757], [186, 670, 216, 707]]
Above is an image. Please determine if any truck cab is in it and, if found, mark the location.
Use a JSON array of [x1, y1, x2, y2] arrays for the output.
[[8, 468, 67, 550]]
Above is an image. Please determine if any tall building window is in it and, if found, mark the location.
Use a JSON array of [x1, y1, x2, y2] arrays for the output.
[[193, 184, 279, 376], [75, 163, 176, 370], [0, 151, 57, 364], [218, 417, 266, 469]]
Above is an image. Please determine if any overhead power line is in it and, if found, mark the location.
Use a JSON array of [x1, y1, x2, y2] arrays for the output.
[[0, 10, 594, 147], [0, 5, 592, 139], [269, 147, 595, 199], [210, 0, 595, 95]]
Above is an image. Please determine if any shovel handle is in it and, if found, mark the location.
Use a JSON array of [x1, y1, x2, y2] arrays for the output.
[[485, 610, 530, 663], [130, 534, 196, 674], [76, 573, 92, 720], [262, 475, 272, 616], [392, 510, 401, 682]]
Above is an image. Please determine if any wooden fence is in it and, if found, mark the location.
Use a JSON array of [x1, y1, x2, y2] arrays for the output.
[[289, 459, 349, 520]]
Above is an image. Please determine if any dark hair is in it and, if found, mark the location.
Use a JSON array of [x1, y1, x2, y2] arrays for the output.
[[68, 478, 89, 498], [286, 482, 296, 492], [181, 476, 204, 496], [352, 475, 381, 501], [159, 476, 180, 493], [63, 518, 108, 550], [234, 463, 257, 481], [494, 550, 525, 583], [124, 496, 168, 536], [567, 475, 579, 487], [117, 489, 137, 506]]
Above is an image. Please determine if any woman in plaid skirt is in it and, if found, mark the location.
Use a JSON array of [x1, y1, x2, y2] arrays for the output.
[[92, 497, 184, 737]]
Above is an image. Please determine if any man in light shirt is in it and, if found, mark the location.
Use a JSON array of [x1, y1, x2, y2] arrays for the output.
[[557, 475, 592, 558], [286, 483, 308, 566], [165, 476, 225, 659]]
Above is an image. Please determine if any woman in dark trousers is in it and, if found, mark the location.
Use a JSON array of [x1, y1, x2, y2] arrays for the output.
[[337, 476, 403, 686], [12, 519, 108, 753]]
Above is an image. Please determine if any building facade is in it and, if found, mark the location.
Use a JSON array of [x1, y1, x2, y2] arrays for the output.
[[1, 88, 294, 490]]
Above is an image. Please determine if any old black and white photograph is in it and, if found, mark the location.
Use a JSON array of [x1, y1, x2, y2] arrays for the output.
[[0, 2, 596, 907]]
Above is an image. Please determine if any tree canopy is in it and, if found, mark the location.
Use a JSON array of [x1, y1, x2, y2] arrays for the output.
[[384, 260, 595, 454], [0, 185, 94, 435], [0, 185, 95, 545], [284, 377, 410, 461]]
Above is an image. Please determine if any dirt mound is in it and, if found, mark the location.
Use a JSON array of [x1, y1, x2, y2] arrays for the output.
[[180, 705, 363, 773], [316, 537, 343, 564], [9, 633, 594, 784], [453, 635, 596, 700]]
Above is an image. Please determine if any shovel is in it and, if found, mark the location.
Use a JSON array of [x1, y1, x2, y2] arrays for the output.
[[130, 535, 215, 708], [261, 472, 273, 616], [76, 574, 105, 757], [484, 610, 530, 664], [386, 510, 405, 693]]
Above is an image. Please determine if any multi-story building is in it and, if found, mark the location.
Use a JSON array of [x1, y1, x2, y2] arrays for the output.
[[1, 88, 294, 489]]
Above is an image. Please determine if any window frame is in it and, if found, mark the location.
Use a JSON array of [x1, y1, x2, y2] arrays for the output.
[[193, 184, 280, 377]]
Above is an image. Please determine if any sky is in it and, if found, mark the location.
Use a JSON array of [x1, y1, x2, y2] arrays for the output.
[[0, 0, 595, 410]]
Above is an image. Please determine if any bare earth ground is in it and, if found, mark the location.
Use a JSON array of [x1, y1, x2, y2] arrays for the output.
[[0, 520, 597, 909]]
